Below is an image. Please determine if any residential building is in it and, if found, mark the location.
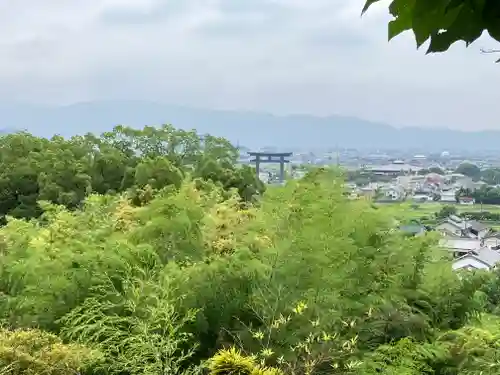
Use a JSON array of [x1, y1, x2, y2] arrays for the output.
[[458, 197, 475, 205], [440, 238, 483, 258], [365, 160, 422, 176], [484, 233, 500, 248], [452, 247, 500, 271], [397, 175, 426, 192], [440, 189, 457, 203], [435, 216, 490, 239], [435, 216, 471, 237], [400, 224, 426, 236], [381, 185, 406, 200]]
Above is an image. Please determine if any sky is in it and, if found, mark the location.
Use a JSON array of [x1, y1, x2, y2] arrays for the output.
[[0, 0, 498, 131]]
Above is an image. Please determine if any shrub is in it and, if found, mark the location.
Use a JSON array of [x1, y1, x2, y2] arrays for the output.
[[0, 328, 101, 375], [461, 211, 500, 221]]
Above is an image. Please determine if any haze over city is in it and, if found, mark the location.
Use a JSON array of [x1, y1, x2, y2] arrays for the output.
[[0, 0, 498, 133]]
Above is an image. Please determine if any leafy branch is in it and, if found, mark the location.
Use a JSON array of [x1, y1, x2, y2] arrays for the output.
[[362, 0, 500, 61]]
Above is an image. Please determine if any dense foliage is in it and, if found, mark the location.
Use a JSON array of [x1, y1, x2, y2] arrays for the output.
[[436, 205, 457, 219], [345, 170, 394, 186], [418, 167, 445, 176], [1, 128, 500, 374], [362, 0, 500, 61], [0, 125, 264, 223], [461, 210, 500, 221], [455, 163, 482, 181], [456, 185, 500, 205], [480, 168, 500, 185]]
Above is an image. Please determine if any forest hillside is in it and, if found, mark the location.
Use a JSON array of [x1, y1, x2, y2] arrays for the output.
[[1, 125, 500, 375]]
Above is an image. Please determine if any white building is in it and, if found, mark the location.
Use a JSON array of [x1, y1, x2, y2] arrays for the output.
[[440, 189, 457, 203]]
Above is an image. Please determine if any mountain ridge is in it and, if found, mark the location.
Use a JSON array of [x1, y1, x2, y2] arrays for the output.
[[0, 101, 498, 151]]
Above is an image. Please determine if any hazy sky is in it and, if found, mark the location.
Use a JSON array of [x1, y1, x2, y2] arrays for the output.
[[0, 0, 498, 130]]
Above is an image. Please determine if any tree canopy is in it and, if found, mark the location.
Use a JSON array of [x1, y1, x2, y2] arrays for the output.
[[362, 0, 500, 61], [455, 162, 482, 180], [0, 125, 264, 222], [1, 126, 500, 374]]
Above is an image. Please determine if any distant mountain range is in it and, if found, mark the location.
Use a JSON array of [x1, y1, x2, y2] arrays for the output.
[[0, 101, 498, 151]]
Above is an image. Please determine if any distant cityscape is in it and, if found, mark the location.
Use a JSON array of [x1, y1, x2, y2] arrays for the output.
[[237, 146, 500, 188], [235, 146, 500, 272]]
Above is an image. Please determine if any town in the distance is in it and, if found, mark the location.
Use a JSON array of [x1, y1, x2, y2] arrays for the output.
[[240, 146, 500, 272]]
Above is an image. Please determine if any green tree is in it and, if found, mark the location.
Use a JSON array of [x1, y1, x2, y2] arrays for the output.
[[417, 166, 446, 176], [481, 168, 500, 185], [455, 162, 481, 180], [471, 185, 500, 204], [81, 133, 137, 194], [428, 167, 445, 175], [1, 131, 499, 375], [436, 204, 457, 218], [134, 156, 184, 190], [194, 157, 264, 202], [0, 125, 258, 220], [0, 133, 47, 220], [362, 0, 500, 61]]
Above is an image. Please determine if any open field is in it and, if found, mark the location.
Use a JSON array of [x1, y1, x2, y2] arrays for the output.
[[409, 202, 500, 215], [377, 201, 500, 228]]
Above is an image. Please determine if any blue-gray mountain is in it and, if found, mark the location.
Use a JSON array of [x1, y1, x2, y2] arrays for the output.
[[0, 101, 498, 151]]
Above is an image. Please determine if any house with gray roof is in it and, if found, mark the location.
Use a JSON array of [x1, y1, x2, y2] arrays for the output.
[[467, 220, 490, 238], [440, 238, 483, 258], [400, 224, 426, 236], [435, 216, 491, 239], [452, 247, 500, 271], [435, 216, 472, 238], [484, 233, 500, 248]]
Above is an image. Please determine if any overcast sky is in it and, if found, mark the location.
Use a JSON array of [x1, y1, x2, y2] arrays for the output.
[[0, 0, 498, 130]]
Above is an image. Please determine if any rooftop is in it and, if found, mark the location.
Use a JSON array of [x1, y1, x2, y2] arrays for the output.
[[468, 220, 488, 232], [248, 151, 293, 157], [400, 224, 426, 235], [453, 248, 500, 269], [440, 238, 482, 251], [365, 163, 422, 173]]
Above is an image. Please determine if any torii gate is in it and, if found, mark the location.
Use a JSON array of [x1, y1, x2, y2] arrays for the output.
[[248, 151, 293, 183]]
